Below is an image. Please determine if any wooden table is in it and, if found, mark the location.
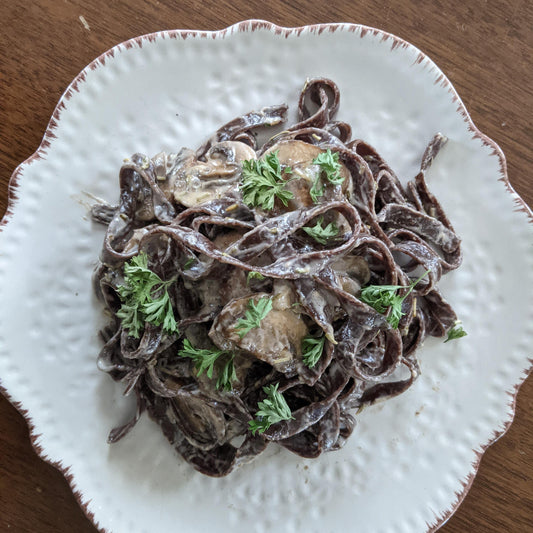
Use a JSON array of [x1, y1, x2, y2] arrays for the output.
[[0, 1, 531, 531]]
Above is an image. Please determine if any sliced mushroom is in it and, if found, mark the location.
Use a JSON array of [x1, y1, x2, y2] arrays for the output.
[[206, 141, 256, 165], [160, 141, 256, 208], [157, 148, 196, 201], [330, 254, 371, 295], [263, 140, 351, 212], [190, 268, 249, 314], [191, 231, 251, 310], [209, 285, 308, 373]]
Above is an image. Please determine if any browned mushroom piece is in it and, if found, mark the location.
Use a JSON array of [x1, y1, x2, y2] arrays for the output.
[[156, 147, 196, 202], [330, 255, 371, 296], [209, 283, 308, 373], [262, 139, 351, 213], [192, 231, 251, 309], [207, 141, 257, 165], [158, 141, 257, 207]]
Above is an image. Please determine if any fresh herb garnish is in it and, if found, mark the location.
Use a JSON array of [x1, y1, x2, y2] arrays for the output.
[[116, 302, 143, 339], [313, 148, 344, 185], [183, 257, 195, 270], [216, 356, 238, 391], [359, 270, 429, 329], [309, 148, 344, 203], [248, 383, 294, 435], [247, 271, 265, 284], [302, 216, 339, 245], [309, 175, 326, 203], [116, 252, 178, 338], [235, 296, 273, 338], [301, 334, 326, 368], [240, 151, 294, 210], [143, 291, 177, 333], [178, 339, 236, 391], [444, 321, 467, 343]]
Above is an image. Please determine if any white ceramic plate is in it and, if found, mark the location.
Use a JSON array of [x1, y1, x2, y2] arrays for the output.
[[1, 21, 532, 533]]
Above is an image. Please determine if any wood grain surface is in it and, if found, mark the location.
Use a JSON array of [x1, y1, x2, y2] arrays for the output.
[[0, 1, 531, 532]]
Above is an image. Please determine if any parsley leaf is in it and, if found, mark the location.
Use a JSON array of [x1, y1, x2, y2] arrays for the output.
[[216, 356, 238, 392], [116, 252, 179, 338], [178, 339, 224, 378], [308, 149, 344, 203], [247, 271, 265, 284], [313, 148, 344, 185], [309, 175, 326, 203], [248, 383, 294, 435], [444, 322, 467, 343], [235, 296, 273, 338], [240, 151, 294, 210], [178, 339, 237, 390], [116, 302, 144, 339], [143, 291, 178, 334], [183, 257, 195, 270], [360, 270, 429, 329], [302, 216, 339, 245], [301, 334, 326, 368], [162, 303, 179, 334], [124, 251, 150, 277]]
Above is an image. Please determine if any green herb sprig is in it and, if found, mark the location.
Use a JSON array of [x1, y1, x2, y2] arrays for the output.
[[309, 149, 344, 203], [302, 216, 339, 245], [178, 339, 236, 391], [359, 270, 429, 329], [183, 257, 195, 270], [248, 383, 294, 435], [216, 357, 238, 391], [309, 176, 326, 203], [235, 297, 273, 338], [301, 334, 326, 368], [116, 252, 178, 338], [240, 152, 293, 210], [313, 149, 344, 185], [444, 321, 468, 343], [247, 271, 265, 284]]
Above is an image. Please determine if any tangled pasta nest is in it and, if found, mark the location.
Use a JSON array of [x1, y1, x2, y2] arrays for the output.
[[92, 78, 462, 476]]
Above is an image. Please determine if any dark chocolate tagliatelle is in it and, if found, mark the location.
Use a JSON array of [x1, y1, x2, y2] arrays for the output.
[[92, 78, 462, 477]]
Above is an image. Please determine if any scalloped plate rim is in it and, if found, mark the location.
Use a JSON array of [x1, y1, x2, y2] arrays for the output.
[[1, 19, 532, 533]]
